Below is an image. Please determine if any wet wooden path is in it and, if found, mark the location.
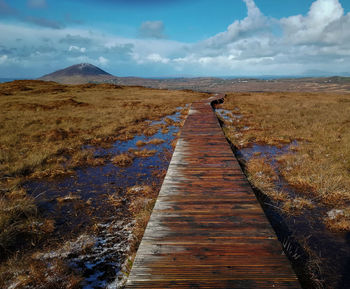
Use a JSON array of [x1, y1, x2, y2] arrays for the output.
[[125, 95, 301, 288]]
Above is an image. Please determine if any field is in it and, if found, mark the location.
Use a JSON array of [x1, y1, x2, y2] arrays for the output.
[[0, 80, 206, 288], [2, 79, 350, 288], [0, 80, 205, 181], [216, 91, 350, 288], [218, 91, 350, 228]]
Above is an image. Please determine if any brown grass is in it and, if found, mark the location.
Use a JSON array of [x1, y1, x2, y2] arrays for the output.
[[0, 80, 206, 283], [136, 138, 165, 147], [111, 153, 134, 167], [0, 80, 205, 181], [161, 127, 169, 134], [131, 148, 157, 158], [147, 138, 165, 145], [282, 197, 315, 215], [324, 208, 350, 231], [143, 125, 160, 137], [125, 185, 156, 250], [221, 91, 350, 230], [164, 117, 176, 126], [0, 189, 54, 260], [136, 140, 146, 147], [246, 157, 278, 192], [0, 257, 82, 289]]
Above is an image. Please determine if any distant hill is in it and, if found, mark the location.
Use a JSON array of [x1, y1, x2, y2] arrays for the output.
[[39, 63, 116, 84], [38, 63, 350, 93]]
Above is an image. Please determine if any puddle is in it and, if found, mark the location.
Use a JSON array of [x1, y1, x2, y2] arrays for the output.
[[215, 106, 350, 289], [237, 141, 297, 163], [24, 108, 187, 288], [216, 108, 242, 122]]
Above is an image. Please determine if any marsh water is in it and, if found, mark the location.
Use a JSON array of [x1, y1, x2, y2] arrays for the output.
[[24, 107, 186, 288]]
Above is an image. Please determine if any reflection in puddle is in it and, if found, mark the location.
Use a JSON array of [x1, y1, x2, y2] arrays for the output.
[[24, 108, 186, 288]]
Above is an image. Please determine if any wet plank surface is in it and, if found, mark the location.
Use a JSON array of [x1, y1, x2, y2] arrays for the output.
[[125, 95, 301, 288]]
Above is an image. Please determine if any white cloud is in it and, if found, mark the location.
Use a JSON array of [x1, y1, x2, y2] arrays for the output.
[[69, 45, 86, 53], [0, 55, 8, 64], [97, 56, 108, 66], [1, 0, 350, 77], [281, 0, 344, 44], [204, 0, 268, 48], [147, 53, 169, 64]]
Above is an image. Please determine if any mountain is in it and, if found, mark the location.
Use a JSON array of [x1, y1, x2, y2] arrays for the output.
[[38, 63, 350, 93], [39, 63, 116, 84]]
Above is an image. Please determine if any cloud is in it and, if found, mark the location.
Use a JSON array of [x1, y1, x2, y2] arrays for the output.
[[281, 0, 344, 44], [1, 0, 350, 78], [204, 0, 268, 48], [66, 55, 109, 67], [146, 53, 170, 64], [175, 0, 350, 76], [68, 45, 86, 53], [97, 56, 108, 66], [139, 21, 166, 39], [0, 55, 8, 64], [27, 0, 47, 8]]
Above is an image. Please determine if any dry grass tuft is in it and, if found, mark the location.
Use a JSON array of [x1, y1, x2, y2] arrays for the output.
[[282, 197, 315, 215], [125, 185, 156, 250], [136, 138, 165, 147], [171, 139, 178, 149], [132, 148, 157, 158], [266, 190, 289, 202], [107, 193, 123, 207], [136, 140, 146, 147], [146, 138, 165, 145], [161, 127, 169, 134], [143, 126, 159, 136], [126, 185, 153, 197], [164, 117, 176, 126], [0, 189, 54, 260], [111, 153, 134, 167], [324, 208, 350, 231], [246, 157, 278, 192], [0, 258, 82, 289]]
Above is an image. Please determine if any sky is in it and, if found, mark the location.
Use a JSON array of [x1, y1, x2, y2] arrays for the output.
[[0, 0, 350, 78]]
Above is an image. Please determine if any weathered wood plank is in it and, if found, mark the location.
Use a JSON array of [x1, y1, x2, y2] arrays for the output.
[[125, 95, 301, 288]]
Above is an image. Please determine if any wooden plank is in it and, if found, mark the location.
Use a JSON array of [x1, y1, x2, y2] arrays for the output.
[[125, 95, 301, 288]]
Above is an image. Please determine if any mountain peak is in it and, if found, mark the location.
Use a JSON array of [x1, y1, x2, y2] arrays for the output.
[[41, 63, 111, 78], [75, 63, 100, 71]]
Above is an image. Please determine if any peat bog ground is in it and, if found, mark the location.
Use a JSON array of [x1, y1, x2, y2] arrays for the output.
[[215, 92, 350, 289], [0, 80, 206, 288], [2, 79, 350, 289]]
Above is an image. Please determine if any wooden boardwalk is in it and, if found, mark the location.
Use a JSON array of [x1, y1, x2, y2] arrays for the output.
[[125, 95, 301, 288]]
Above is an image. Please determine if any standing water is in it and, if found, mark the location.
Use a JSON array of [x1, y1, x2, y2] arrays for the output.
[[24, 107, 187, 288]]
